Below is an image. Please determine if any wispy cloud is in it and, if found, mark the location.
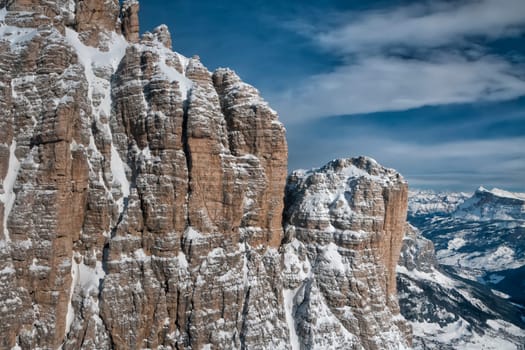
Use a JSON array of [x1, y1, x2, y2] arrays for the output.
[[382, 137, 525, 161], [274, 0, 525, 121], [274, 54, 525, 119], [317, 0, 525, 54]]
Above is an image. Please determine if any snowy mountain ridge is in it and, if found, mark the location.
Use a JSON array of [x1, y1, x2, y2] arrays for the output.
[[409, 186, 525, 222], [408, 189, 470, 216], [405, 186, 525, 349], [453, 186, 525, 222], [476, 186, 525, 201]]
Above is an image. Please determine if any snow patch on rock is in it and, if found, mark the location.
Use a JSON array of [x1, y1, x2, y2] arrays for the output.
[[447, 237, 466, 251], [110, 144, 130, 201], [0, 18, 38, 52], [283, 288, 300, 350], [158, 54, 193, 97], [0, 141, 20, 242], [65, 257, 78, 338]]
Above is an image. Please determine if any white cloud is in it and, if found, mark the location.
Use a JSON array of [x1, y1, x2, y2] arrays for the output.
[[274, 54, 525, 120], [274, 0, 525, 121], [317, 0, 525, 54]]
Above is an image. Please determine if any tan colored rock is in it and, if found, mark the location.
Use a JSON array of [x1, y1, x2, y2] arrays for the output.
[[213, 68, 288, 247], [121, 0, 140, 43], [1, 1, 291, 347], [0, 2, 412, 349], [74, 0, 121, 48]]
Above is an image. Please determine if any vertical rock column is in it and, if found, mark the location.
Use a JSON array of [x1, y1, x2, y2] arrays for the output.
[[0, 22, 92, 348]]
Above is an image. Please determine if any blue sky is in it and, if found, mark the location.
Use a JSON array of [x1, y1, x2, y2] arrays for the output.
[[139, 0, 525, 192]]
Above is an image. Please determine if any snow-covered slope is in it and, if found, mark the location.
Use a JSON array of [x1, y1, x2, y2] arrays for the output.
[[397, 225, 525, 349], [404, 187, 525, 349], [409, 188, 525, 279]]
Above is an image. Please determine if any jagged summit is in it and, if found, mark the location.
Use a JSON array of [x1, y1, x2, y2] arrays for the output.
[[291, 156, 403, 185]]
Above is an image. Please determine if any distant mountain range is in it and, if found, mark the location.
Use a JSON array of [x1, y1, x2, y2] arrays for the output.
[[399, 187, 525, 349]]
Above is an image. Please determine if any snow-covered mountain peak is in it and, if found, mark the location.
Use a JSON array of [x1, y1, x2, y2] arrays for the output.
[[454, 187, 525, 221], [476, 186, 525, 202], [283, 157, 411, 349], [291, 156, 403, 187]]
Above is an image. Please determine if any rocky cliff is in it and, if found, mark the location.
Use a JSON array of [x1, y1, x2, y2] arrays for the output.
[[0, 1, 410, 349], [282, 157, 411, 350]]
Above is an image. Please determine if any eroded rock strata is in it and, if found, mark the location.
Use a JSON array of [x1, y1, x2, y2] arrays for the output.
[[0, 1, 410, 349], [282, 158, 411, 349]]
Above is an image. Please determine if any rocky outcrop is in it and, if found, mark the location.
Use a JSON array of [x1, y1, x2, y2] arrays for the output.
[[2, 0, 122, 48], [74, 0, 121, 48], [0, 1, 410, 349], [282, 157, 411, 349]]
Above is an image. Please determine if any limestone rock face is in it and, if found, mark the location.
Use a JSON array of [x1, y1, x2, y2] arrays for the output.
[[0, 2, 289, 349], [3, 0, 121, 48], [74, 0, 121, 47], [121, 0, 140, 44], [282, 157, 411, 349], [0, 1, 411, 349]]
